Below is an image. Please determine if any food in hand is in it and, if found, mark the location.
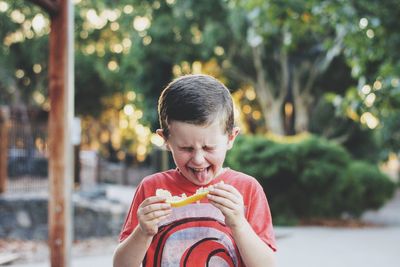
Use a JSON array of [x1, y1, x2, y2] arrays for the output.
[[156, 181, 224, 207]]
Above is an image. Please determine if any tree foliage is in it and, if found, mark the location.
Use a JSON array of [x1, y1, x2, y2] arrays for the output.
[[0, 0, 48, 107], [331, 0, 400, 157], [1, 0, 399, 157]]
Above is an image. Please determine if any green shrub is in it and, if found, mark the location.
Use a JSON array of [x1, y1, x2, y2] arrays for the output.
[[294, 137, 351, 218], [226, 134, 396, 224], [338, 161, 396, 217]]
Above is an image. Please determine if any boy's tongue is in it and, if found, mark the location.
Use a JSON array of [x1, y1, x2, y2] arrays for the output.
[[193, 168, 209, 183]]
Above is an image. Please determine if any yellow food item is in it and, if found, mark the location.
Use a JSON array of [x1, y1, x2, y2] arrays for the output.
[[156, 187, 210, 207]]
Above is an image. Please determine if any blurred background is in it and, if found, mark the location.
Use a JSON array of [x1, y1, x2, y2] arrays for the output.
[[0, 0, 399, 266]]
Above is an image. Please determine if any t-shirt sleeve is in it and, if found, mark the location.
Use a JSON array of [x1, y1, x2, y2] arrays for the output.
[[246, 182, 277, 252], [118, 182, 146, 242]]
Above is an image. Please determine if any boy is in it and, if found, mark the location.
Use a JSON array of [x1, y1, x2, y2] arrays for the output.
[[113, 74, 276, 267]]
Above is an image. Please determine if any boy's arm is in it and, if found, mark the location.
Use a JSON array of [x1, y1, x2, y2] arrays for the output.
[[113, 225, 153, 267], [113, 196, 172, 267], [208, 184, 276, 267], [230, 220, 276, 267]]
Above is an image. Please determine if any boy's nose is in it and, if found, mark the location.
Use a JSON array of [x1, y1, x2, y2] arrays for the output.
[[192, 150, 205, 164]]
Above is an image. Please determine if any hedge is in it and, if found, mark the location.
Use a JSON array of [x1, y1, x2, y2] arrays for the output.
[[226, 134, 396, 225]]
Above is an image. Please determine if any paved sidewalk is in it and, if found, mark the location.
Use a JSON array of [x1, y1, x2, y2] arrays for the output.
[[8, 226, 400, 267], [6, 188, 400, 267], [7, 254, 115, 267], [275, 226, 400, 267], [361, 189, 400, 226]]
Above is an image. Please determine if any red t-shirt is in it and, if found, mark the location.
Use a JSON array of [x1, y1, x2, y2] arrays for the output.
[[119, 168, 276, 267]]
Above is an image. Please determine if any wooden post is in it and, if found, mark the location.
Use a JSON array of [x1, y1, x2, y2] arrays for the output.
[[0, 107, 10, 194], [47, 0, 74, 267]]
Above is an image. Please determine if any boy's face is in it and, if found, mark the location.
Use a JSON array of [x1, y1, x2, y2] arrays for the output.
[[157, 121, 239, 186]]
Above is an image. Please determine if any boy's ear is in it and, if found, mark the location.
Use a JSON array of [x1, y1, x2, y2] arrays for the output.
[[156, 129, 165, 139], [227, 126, 240, 149], [156, 129, 170, 150]]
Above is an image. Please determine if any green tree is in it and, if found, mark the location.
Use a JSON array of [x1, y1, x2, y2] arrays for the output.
[[2, 0, 399, 157], [131, 0, 381, 138], [221, 0, 359, 134], [0, 0, 48, 108], [330, 0, 400, 157]]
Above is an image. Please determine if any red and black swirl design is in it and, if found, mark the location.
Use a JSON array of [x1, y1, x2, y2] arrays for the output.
[[181, 237, 235, 266], [143, 217, 243, 267]]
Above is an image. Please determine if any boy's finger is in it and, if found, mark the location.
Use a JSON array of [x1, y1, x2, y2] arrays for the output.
[[141, 203, 171, 215], [207, 194, 236, 210], [141, 196, 168, 207], [213, 183, 242, 196], [208, 201, 228, 212], [209, 200, 243, 219], [151, 213, 172, 225], [209, 188, 242, 205], [148, 208, 172, 220]]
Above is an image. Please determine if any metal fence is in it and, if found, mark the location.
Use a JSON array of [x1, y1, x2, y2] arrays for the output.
[[2, 109, 173, 193], [6, 120, 49, 193]]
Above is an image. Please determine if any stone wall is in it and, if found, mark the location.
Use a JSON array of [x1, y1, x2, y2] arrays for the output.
[[0, 194, 48, 240], [0, 188, 129, 240]]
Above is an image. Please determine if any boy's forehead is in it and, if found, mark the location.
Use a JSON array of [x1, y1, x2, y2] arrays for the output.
[[168, 120, 225, 133], [168, 121, 227, 141]]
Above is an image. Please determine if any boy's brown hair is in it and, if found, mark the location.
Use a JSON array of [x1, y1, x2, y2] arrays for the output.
[[158, 74, 234, 138]]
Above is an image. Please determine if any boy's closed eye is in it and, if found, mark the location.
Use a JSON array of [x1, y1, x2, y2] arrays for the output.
[[178, 146, 217, 152], [179, 147, 194, 152], [203, 145, 216, 151]]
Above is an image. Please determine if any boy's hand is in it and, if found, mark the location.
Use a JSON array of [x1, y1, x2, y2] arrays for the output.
[[137, 196, 172, 236], [207, 183, 246, 230]]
